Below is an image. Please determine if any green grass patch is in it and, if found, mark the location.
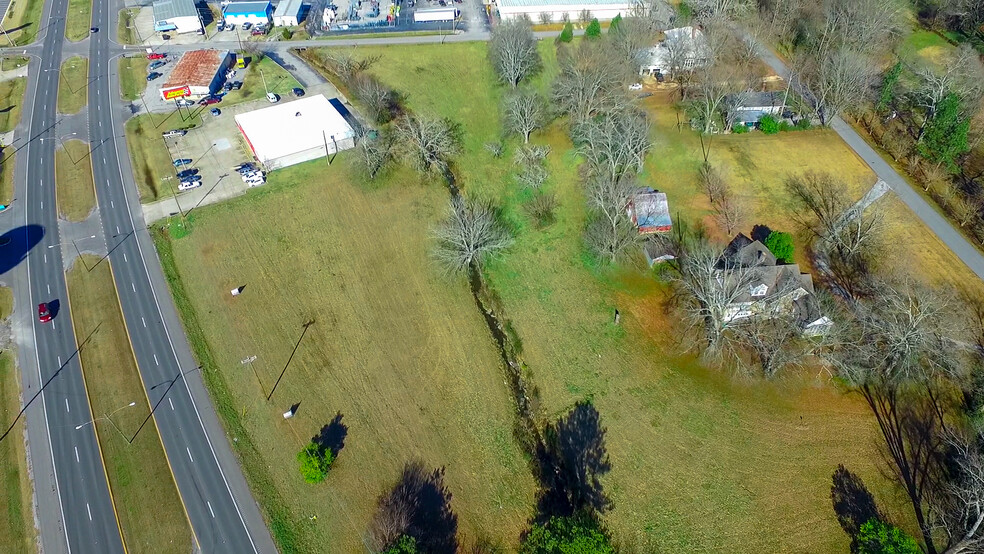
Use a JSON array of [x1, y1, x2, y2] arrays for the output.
[[57, 57, 89, 115], [118, 56, 149, 101], [66, 257, 192, 554], [55, 140, 96, 221], [218, 56, 301, 106], [64, 0, 93, 42], [0, 57, 29, 71], [0, 151, 13, 206], [2, 0, 44, 45], [0, 77, 26, 133], [124, 114, 183, 202], [117, 8, 139, 45]]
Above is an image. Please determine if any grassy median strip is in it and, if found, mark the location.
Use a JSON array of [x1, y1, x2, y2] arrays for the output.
[[0, 152, 13, 206], [117, 9, 140, 45], [118, 56, 149, 101], [57, 57, 88, 115], [124, 115, 180, 202], [66, 257, 193, 554], [0, 288, 36, 552], [0, 78, 26, 133], [55, 140, 96, 221], [64, 0, 92, 42], [3, 0, 45, 45]]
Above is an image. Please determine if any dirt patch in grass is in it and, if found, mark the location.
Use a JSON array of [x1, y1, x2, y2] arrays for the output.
[[0, 78, 26, 133], [65, 257, 192, 554], [154, 157, 535, 552], [118, 56, 149, 102], [57, 57, 88, 115], [3, 0, 44, 45], [65, 0, 92, 42], [55, 140, 96, 221]]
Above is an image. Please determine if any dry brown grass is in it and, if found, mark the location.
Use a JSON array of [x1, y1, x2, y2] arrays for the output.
[[55, 140, 96, 221]]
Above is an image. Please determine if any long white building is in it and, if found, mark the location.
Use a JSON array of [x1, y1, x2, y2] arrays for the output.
[[494, 0, 635, 22]]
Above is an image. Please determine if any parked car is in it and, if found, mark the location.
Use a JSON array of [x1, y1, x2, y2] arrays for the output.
[[162, 129, 187, 138], [291, 87, 305, 97], [232, 81, 243, 90], [175, 98, 195, 107], [176, 168, 198, 178], [149, 60, 166, 70], [210, 107, 221, 117], [147, 52, 167, 60], [251, 28, 264, 36], [217, 22, 226, 31], [199, 96, 221, 106], [161, 34, 171, 40], [226, 23, 235, 31], [628, 83, 643, 91], [178, 181, 202, 191], [38, 302, 52, 323], [222, 81, 234, 91], [146, 72, 162, 81], [242, 22, 252, 30], [266, 92, 278, 103], [173, 158, 192, 167], [234, 162, 256, 172]]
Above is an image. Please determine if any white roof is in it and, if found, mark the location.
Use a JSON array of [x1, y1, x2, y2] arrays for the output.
[[498, 0, 631, 6], [235, 95, 355, 162], [273, 0, 303, 16]]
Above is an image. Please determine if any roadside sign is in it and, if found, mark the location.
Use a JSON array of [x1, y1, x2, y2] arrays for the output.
[[162, 86, 190, 100]]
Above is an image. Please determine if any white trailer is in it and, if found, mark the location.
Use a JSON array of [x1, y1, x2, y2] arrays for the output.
[[413, 7, 457, 22]]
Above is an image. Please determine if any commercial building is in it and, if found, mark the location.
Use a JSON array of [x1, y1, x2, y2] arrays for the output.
[[273, 0, 304, 26], [152, 0, 204, 34], [222, 0, 273, 25], [494, 0, 633, 22], [235, 94, 357, 170], [159, 50, 233, 101]]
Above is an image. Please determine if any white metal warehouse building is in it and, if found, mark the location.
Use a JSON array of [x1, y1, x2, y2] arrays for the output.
[[235, 95, 356, 170], [273, 0, 304, 26], [494, 0, 634, 22], [152, 0, 204, 34]]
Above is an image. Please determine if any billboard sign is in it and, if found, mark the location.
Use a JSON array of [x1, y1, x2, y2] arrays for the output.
[[163, 86, 190, 100]]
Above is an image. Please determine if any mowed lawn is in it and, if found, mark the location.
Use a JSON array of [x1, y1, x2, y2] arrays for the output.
[[0, 288, 35, 552], [217, 56, 301, 106], [66, 257, 192, 554], [3, 0, 44, 45], [55, 140, 96, 221], [0, 77, 27, 133], [118, 56, 149, 101], [125, 113, 193, 201], [57, 57, 89, 115], [304, 41, 968, 550], [154, 160, 534, 551], [65, 0, 92, 42]]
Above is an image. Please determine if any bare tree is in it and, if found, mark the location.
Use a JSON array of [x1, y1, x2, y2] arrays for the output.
[[699, 162, 727, 204], [578, 9, 593, 25], [317, 49, 378, 81], [514, 144, 551, 188], [912, 44, 984, 137], [688, 24, 756, 133], [823, 0, 904, 52], [731, 311, 805, 377], [689, 0, 756, 21], [713, 191, 747, 235], [804, 45, 874, 125], [572, 107, 652, 183], [538, 11, 553, 25], [394, 115, 460, 175], [433, 197, 513, 273], [353, 73, 400, 124], [939, 431, 984, 554], [583, 174, 640, 263], [502, 89, 545, 143], [611, 1, 673, 65], [552, 41, 633, 123], [488, 16, 541, 88], [354, 127, 393, 180], [784, 172, 884, 259]]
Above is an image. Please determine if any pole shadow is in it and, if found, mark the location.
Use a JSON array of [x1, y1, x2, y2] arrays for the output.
[[0, 225, 45, 276]]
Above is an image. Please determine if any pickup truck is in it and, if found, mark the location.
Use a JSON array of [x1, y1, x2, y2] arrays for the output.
[[162, 129, 187, 138]]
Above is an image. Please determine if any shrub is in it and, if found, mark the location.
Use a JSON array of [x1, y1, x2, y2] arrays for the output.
[[281, 28, 292, 40], [526, 192, 557, 228], [732, 124, 749, 134], [856, 519, 920, 554], [758, 115, 780, 134], [485, 141, 505, 158], [764, 231, 794, 263], [384, 535, 418, 554], [558, 22, 574, 43], [795, 118, 811, 130], [778, 121, 793, 132], [585, 18, 602, 38], [521, 515, 615, 554], [297, 442, 334, 484]]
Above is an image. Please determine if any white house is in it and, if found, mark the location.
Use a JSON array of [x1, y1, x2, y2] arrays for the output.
[[222, 1, 273, 25], [273, 0, 304, 26], [152, 0, 203, 34], [495, 0, 635, 23], [639, 26, 711, 78]]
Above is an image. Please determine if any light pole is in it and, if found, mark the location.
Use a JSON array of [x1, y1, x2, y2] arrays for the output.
[[75, 401, 137, 441], [48, 234, 98, 268]]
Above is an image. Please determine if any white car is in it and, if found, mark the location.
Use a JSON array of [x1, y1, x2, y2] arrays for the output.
[[266, 92, 278, 103], [178, 181, 202, 191], [629, 83, 643, 91]]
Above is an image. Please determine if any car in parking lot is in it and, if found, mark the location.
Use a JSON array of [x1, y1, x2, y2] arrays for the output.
[[146, 72, 162, 81], [176, 168, 198, 178], [199, 96, 221, 106], [222, 81, 233, 91], [291, 87, 305, 97], [217, 22, 226, 31], [173, 158, 192, 167], [149, 60, 166, 70], [232, 81, 242, 90], [226, 23, 235, 31], [266, 92, 278, 103], [161, 34, 171, 40], [178, 181, 202, 191], [38, 302, 52, 323], [175, 98, 195, 107], [251, 28, 265, 36], [162, 129, 187, 138], [242, 22, 252, 30], [147, 52, 166, 60], [210, 107, 221, 117]]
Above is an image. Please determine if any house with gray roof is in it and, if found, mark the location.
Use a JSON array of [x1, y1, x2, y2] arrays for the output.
[[153, 0, 203, 33]]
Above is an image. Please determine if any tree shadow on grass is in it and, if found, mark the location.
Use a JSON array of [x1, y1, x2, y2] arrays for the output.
[[831, 464, 884, 552], [367, 460, 458, 553], [534, 400, 612, 522], [312, 411, 347, 458]]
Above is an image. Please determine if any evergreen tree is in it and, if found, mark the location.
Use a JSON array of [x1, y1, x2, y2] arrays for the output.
[[918, 92, 970, 172], [585, 18, 602, 39]]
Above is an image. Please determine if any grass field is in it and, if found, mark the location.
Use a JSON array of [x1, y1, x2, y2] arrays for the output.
[[118, 56, 149, 101], [117, 9, 139, 45], [124, 114, 187, 202], [57, 57, 89, 115], [218, 56, 301, 106], [153, 158, 535, 552], [0, 77, 27, 133], [64, 0, 92, 42], [2, 0, 44, 45], [0, 153, 13, 207], [0, 57, 30, 71], [0, 287, 36, 553], [55, 140, 96, 221], [65, 257, 192, 554]]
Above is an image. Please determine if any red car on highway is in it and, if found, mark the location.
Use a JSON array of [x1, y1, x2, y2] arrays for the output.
[[147, 52, 166, 60], [38, 302, 52, 323]]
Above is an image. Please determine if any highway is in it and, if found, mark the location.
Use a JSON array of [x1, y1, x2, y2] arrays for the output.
[[11, 0, 126, 551]]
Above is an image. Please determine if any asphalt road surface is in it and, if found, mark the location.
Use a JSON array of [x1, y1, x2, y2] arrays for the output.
[[15, 0, 126, 550]]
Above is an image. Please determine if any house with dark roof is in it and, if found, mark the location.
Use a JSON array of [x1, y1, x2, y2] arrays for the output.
[[718, 233, 832, 335], [627, 187, 672, 234], [726, 91, 788, 127]]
